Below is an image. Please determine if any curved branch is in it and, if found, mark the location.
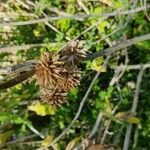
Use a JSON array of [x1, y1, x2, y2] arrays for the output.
[[0, 69, 35, 91]]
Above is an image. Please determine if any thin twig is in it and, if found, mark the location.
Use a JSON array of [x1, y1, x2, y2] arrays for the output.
[[109, 49, 129, 86], [123, 124, 133, 150], [113, 125, 124, 145], [77, 0, 90, 14], [27, 125, 45, 139], [99, 71, 125, 144], [86, 49, 128, 145], [74, 17, 107, 40], [42, 73, 100, 149], [0, 43, 59, 53], [132, 126, 139, 149], [100, 120, 111, 144], [100, 83, 124, 144], [123, 67, 144, 150], [140, 0, 150, 22], [113, 64, 150, 70], [88, 112, 103, 139], [87, 33, 150, 60], [90, 28, 119, 45], [73, 112, 103, 150], [0, 5, 150, 27], [0, 134, 37, 148], [42, 11, 71, 41]]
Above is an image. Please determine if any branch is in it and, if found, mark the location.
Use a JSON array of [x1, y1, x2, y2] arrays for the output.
[[0, 61, 35, 90], [114, 64, 150, 70], [88, 112, 103, 139], [132, 126, 139, 149], [123, 67, 144, 150], [86, 33, 150, 60], [27, 125, 45, 139], [0, 134, 37, 149], [109, 49, 128, 86], [0, 5, 149, 26], [99, 83, 124, 144]]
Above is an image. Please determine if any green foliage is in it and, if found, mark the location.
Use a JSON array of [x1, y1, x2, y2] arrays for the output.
[[28, 103, 56, 116]]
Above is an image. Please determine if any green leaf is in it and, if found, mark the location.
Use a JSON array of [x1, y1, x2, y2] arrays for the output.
[[91, 57, 106, 72], [0, 115, 8, 122], [56, 19, 70, 31], [28, 103, 56, 116], [98, 20, 109, 32], [41, 135, 53, 147], [99, 91, 106, 99], [13, 117, 25, 124], [114, 111, 130, 121], [127, 117, 140, 124]]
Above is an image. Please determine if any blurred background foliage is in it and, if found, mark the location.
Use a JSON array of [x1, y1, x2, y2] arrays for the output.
[[0, 0, 150, 149]]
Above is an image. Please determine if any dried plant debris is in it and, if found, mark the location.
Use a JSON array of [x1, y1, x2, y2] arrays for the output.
[[35, 40, 86, 107]]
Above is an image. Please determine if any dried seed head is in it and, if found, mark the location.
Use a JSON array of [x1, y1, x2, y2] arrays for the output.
[[58, 65, 81, 91], [41, 88, 68, 106], [35, 41, 84, 107], [61, 40, 86, 65], [35, 52, 63, 89]]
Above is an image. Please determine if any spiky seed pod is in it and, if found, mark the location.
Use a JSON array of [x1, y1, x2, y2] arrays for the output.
[[41, 88, 68, 106], [61, 40, 86, 65], [58, 65, 81, 91], [35, 52, 63, 89]]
